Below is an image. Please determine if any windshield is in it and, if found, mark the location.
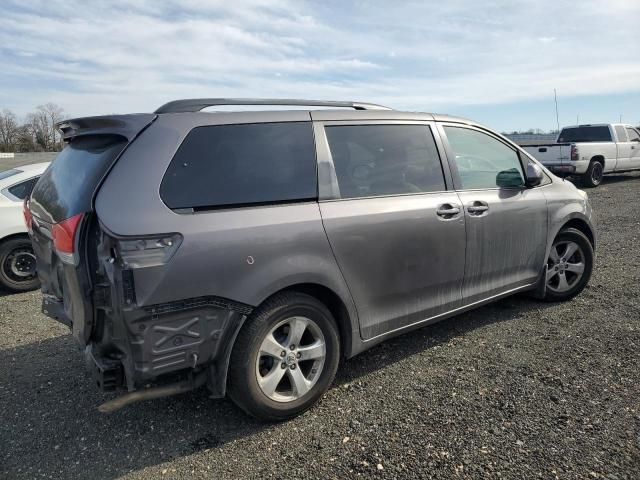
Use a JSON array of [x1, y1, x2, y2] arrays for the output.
[[558, 126, 612, 143]]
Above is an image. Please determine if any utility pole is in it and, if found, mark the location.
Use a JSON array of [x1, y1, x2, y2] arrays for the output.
[[554, 89, 560, 132]]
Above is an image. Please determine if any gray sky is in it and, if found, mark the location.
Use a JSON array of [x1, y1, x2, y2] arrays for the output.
[[1, 0, 639, 131]]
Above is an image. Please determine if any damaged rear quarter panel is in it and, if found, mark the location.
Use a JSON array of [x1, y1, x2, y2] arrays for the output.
[[93, 113, 359, 367]]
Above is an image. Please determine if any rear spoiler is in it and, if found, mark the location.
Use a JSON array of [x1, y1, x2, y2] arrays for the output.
[[57, 114, 157, 143]]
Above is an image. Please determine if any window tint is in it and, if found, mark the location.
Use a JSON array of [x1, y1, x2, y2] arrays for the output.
[[557, 126, 612, 143], [615, 126, 628, 142], [161, 122, 317, 209], [8, 177, 39, 200], [30, 135, 127, 223], [325, 125, 445, 199], [626, 128, 640, 142], [444, 126, 524, 189]]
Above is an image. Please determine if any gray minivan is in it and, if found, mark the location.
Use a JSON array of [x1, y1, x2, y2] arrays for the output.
[[26, 99, 595, 420]]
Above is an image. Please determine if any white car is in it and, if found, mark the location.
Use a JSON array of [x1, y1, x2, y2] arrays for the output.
[[0, 162, 50, 291]]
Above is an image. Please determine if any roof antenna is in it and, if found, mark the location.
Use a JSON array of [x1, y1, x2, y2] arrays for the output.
[[554, 88, 560, 132]]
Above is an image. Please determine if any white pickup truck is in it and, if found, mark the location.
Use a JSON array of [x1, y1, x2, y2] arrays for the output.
[[522, 123, 640, 187]]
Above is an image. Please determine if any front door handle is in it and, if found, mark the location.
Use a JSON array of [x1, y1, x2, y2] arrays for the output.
[[436, 204, 461, 218], [467, 201, 489, 215]]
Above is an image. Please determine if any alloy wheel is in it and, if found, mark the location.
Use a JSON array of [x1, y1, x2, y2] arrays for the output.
[[255, 316, 326, 402], [546, 240, 586, 293]]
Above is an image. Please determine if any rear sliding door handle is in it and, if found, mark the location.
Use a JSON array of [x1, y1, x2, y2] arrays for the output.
[[467, 201, 489, 215]]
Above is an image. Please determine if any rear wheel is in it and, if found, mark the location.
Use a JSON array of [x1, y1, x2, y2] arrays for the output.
[[0, 237, 40, 292], [543, 228, 593, 302], [582, 160, 604, 188], [227, 292, 340, 421]]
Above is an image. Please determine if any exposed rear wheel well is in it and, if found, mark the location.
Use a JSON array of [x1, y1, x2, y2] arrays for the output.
[[561, 219, 595, 248], [270, 283, 353, 359], [590, 155, 605, 168]]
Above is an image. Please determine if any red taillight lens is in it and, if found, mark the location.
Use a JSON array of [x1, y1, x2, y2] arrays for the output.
[[52, 213, 84, 255], [570, 144, 578, 161], [23, 199, 33, 232]]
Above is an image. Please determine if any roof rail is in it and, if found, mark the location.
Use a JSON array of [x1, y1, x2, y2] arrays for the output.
[[154, 98, 392, 114]]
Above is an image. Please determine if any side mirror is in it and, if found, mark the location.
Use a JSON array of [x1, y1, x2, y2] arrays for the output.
[[496, 168, 525, 188], [525, 162, 544, 187]]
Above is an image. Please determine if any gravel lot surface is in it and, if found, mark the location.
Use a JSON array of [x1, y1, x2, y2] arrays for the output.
[[1, 174, 639, 479]]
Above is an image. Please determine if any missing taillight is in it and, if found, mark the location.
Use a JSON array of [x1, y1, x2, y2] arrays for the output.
[[52, 213, 84, 264], [116, 234, 182, 268]]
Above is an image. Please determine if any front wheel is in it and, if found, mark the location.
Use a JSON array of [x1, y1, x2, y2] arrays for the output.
[[0, 237, 40, 292], [227, 292, 340, 421], [543, 228, 593, 302], [582, 160, 604, 188]]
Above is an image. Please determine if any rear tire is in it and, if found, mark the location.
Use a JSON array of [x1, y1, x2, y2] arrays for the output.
[[227, 292, 340, 421], [0, 237, 40, 293], [582, 160, 604, 188], [542, 228, 593, 302]]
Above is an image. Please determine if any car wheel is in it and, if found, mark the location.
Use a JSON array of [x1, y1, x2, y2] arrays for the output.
[[543, 228, 593, 302], [227, 291, 340, 421], [582, 160, 603, 188], [0, 237, 40, 292]]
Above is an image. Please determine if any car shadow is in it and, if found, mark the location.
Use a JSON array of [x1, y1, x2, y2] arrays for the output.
[[598, 172, 640, 185], [0, 294, 554, 479], [0, 287, 39, 298], [568, 171, 640, 189]]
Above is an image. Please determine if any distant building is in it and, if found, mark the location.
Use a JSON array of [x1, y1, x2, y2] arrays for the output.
[[504, 133, 557, 146]]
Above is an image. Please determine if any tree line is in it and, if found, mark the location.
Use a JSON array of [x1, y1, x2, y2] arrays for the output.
[[0, 104, 65, 153]]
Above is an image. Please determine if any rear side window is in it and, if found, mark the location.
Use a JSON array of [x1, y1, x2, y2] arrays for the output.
[[161, 122, 317, 210], [8, 177, 39, 200], [626, 128, 640, 142], [558, 126, 612, 143], [615, 126, 628, 142], [444, 126, 524, 189], [30, 135, 127, 223], [325, 125, 445, 199]]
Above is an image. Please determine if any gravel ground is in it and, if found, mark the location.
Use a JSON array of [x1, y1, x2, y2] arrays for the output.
[[1, 174, 639, 480]]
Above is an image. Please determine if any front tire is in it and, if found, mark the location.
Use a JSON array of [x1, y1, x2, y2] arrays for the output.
[[227, 292, 340, 421], [0, 237, 40, 292], [543, 228, 593, 302], [582, 160, 604, 188]]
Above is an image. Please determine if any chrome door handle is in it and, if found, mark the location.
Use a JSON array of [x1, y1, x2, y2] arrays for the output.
[[436, 204, 461, 218]]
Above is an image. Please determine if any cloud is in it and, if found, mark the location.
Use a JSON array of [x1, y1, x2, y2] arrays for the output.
[[0, 0, 639, 118]]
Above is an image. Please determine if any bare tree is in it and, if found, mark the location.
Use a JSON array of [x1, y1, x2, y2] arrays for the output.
[[25, 103, 65, 152], [0, 109, 20, 152]]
